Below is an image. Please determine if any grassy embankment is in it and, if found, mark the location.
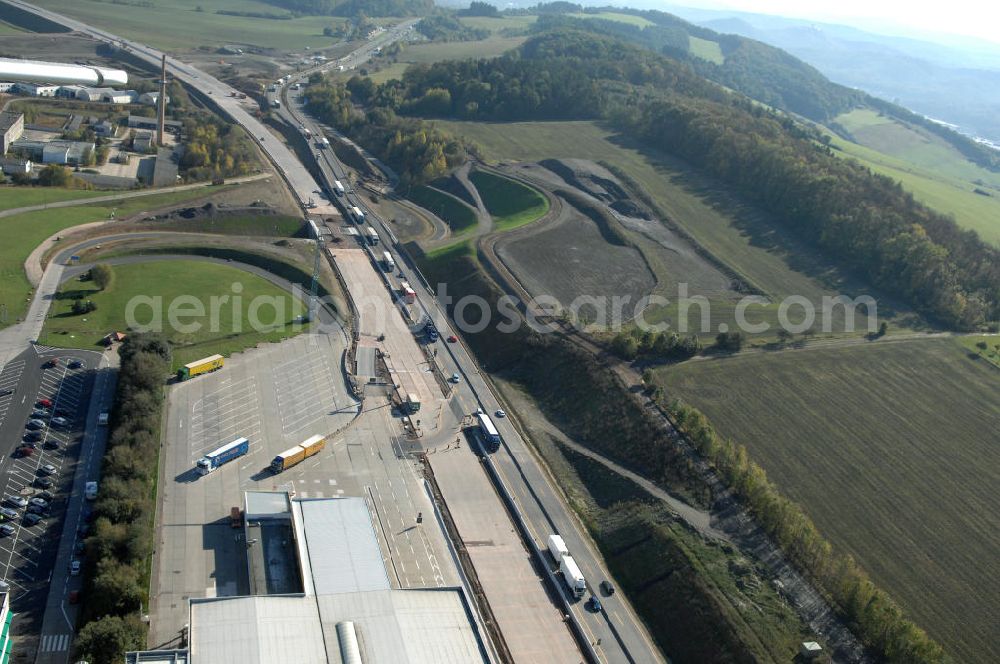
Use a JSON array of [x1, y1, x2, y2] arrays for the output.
[[39, 260, 309, 369], [468, 169, 549, 231], [0, 187, 110, 212], [0, 188, 236, 329], [658, 339, 1000, 664], [32, 0, 349, 51], [829, 108, 1000, 245], [366, 36, 527, 84], [405, 185, 478, 235], [436, 119, 917, 339]]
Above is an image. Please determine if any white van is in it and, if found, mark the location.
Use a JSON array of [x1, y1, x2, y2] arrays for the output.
[[85, 482, 98, 500]]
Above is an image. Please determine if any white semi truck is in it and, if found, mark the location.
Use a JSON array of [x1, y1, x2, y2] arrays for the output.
[[560, 555, 586, 598], [547, 534, 569, 563]]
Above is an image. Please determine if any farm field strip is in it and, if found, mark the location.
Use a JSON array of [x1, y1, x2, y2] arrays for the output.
[[658, 338, 1000, 664]]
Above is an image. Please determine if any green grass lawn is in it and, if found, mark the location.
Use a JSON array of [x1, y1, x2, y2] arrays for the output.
[[658, 339, 1000, 664], [828, 110, 1000, 244], [39, 260, 308, 369], [956, 334, 1000, 368], [0, 187, 110, 212], [468, 170, 548, 231], [406, 185, 477, 235], [31, 0, 348, 51], [0, 188, 226, 329], [144, 214, 304, 237], [688, 35, 724, 64]]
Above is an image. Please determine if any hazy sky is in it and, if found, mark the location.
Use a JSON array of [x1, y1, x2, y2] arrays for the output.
[[682, 0, 1000, 44]]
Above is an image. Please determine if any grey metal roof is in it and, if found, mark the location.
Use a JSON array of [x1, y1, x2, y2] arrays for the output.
[[245, 490, 291, 519], [190, 596, 327, 664], [316, 589, 487, 664], [297, 498, 389, 595]]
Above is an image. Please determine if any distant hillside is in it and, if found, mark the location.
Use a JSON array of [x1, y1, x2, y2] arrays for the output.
[[673, 6, 1000, 145]]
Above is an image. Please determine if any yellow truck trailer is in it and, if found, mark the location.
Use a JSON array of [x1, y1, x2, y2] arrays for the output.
[[300, 434, 326, 458], [177, 354, 224, 381], [270, 435, 326, 473]]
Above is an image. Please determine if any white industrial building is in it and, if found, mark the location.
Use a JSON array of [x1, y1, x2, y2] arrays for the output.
[[129, 495, 490, 664], [103, 89, 138, 104], [0, 156, 32, 175], [0, 82, 16, 93], [75, 86, 114, 102], [10, 139, 93, 165], [0, 111, 24, 154], [138, 91, 169, 106], [16, 83, 59, 97], [55, 85, 83, 99]]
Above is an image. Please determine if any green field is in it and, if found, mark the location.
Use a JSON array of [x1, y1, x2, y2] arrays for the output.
[[39, 260, 308, 368], [828, 110, 1000, 244], [568, 11, 654, 28], [688, 35, 724, 64], [956, 333, 1000, 368], [406, 185, 477, 235], [142, 214, 304, 237], [658, 339, 1000, 664], [0, 189, 224, 329], [0, 187, 110, 212], [0, 20, 25, 35], [468, 170, 548, 231], [457, 15, 537, 34], [31, 0, 348, 51], [437, 120, 911, 337]]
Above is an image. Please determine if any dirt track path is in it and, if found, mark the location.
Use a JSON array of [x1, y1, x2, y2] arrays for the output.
[[454, 161, 493, 235]]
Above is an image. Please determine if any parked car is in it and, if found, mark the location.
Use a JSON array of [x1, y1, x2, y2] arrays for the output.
[[38, 464, 57, 476], [0, 524, 14, 536], [51, 417, 69, 428], [23, 513, 42, 526], [0, 507, 19, 520], [36, 398, 53, 409], [43, 439, 59, 450], [36, 491, 55, 503], [26, 419, 45, 430], [34, 477, 53, 489], [5, 497, 27, 509], [28, 497, 48, 509], [23, 430, 42, 442], [69, 560, 80, 576], [15, 446, 34, 458], [43, 358, 58, 369], [27, 504, 46, 515], [31, 409, 48, 419], [68, 360, 83, 369], [0, 388, 12, 397]]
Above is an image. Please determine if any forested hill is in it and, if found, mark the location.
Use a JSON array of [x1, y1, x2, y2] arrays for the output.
[[532, 11, 863, 122], [358, 29, 1000, 331]]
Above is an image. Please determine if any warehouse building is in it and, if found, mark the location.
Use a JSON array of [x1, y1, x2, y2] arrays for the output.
[[129, 495, 490, 664], [0, 112, 24, 154], [10, 139, 93, 165]]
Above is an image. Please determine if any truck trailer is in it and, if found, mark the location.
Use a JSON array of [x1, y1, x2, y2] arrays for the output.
[[333, 180, 345, 196], [196, 437, 250, 475], [382, 251, 396, 272], [400, 281, 416, 304], [271, 434, 326, 473], [366, 226, 379, 246], [177, 354, 224, 381], [560, 555, 586, 598], [350, 206, 364, 223], [547, 534, 569, 563]]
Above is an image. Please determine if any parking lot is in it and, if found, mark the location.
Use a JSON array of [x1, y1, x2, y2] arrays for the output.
[[0, 348, 99, 624], [150, 332, 460, 648]]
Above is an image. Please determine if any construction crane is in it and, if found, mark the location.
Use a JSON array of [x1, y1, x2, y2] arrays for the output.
[[0, 57, 127, 86]]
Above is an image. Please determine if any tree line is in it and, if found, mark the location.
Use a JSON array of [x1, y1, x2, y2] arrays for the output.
[[304, 77, 467, 184], [375, 29, 999, 329], [74, 333, 172, 664]]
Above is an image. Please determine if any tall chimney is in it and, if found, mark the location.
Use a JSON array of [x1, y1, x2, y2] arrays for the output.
[[157, 54, 166, 147]]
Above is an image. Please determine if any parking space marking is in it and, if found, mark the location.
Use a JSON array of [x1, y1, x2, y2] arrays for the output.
[[190, 376, 263, 459]]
